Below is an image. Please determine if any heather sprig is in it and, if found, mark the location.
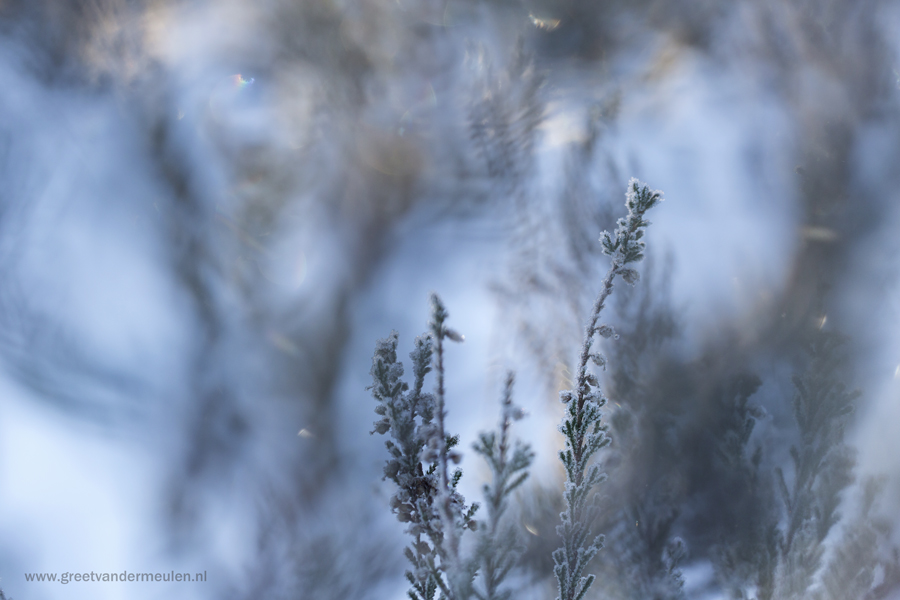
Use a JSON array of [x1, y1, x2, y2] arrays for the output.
[[369, 295, 477, 600], [472, 372, 535, 600], [554, 179, 662, 600], [429, 294, 478, 600], [369, 180, 662, 600]]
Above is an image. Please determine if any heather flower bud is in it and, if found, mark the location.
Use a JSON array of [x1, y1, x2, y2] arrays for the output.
[[372, 419, 390, 435], [559, 390, 574, 404], [585, 391, 606, 407]]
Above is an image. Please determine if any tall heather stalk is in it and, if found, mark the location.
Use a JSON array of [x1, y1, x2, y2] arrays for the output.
[[428, 294, 474, 600], [553, 179, 663, 600]]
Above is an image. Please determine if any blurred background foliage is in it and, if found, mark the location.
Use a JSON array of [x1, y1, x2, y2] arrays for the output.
[[2, 0, 900, 599]]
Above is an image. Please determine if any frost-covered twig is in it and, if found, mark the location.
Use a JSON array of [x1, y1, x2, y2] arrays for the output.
[[369, 296, 477, 600], [472, 372, 535, 600], [428, 294, 477, 599], [553, 179, 663, 600]]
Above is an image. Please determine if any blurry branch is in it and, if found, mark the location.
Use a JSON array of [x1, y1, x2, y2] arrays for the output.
[[468, 38, 545, 189], [579, 249, 692, 600], [815, 477, 900, 600], [490, 92, 626, 399], [236, 485, 401, 600], [706, 374, 772, 600], [0, 110, 151, 424], [768, 325, 859, 600], [619, 500, 687, 600], [471, 372, 535, 600]]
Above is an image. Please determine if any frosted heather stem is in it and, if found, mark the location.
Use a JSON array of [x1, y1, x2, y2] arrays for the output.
[[370, 295, 476, 600], [429, 293, 466, 599], [433, 302, 450, 499], [554, 179, 663, 600], [574, 263, 617, 470]]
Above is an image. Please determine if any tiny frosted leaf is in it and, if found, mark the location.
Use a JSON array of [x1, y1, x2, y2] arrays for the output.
[[620, 268, 639, 285], [590, 353, 606, 370], [596, 324, 615, 339]]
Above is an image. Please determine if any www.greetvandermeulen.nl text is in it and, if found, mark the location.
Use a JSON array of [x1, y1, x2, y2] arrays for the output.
[[24, 570, 207, 584]]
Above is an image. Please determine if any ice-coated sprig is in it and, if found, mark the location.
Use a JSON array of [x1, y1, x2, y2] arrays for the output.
[[428, 294, 476, 600], [554, 179, 662, 600], [369, 330, 445, 600], [369, 295, 477, 600]]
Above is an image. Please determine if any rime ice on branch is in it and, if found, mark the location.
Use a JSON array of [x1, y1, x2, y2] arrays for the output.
[[369, 296, 536, 600], [554, 179, 663, 600], [368, 296, 476, 600]]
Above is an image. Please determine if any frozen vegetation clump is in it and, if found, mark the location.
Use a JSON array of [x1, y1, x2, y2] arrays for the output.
[[367, 179, 661, 600]]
